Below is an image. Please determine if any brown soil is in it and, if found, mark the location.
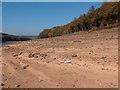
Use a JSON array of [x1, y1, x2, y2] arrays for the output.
[[1, 28, 118, 88]]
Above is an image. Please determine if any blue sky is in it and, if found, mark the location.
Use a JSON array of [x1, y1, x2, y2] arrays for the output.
[[2, 2, 103, 35], [2, 0, 106, 2], [0, 2, 1, 32]]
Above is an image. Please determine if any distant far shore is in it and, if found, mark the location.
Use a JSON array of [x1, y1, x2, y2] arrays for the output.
[[0, 33, 37, 43]]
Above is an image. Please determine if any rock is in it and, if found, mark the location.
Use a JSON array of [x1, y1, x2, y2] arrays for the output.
[[19, 52, 23, 55], [96, 61, 100, 64], [77, 64, 81, 67], [101, 68, 105, 70], [15, 84, 20, 87], [106, 68, 109, 70], [28, 53, 35, 58], [29, 52, 46, 58], [53, 58, 56, 60], [74, 40, 81, 42], [101, 55, 107, 59], [1, 83, 5, 86], [35, 55, 39, 58], [64, 60, 72, 63], [46, 60, 50, 63], [83, 64, 88, 67], [40, 53, 47, 59], [13, 54, 19, 57], [20, 63, 29, 69], [56, 85, 59, 87], [12, 52, 14, 54], [72, 54, 77, 57], [89, 50, 94, 53], [72, 84, 75, 87], [89, 52, 91, 54], [39, 80, 43, 82], [14, 67, 17, 70]]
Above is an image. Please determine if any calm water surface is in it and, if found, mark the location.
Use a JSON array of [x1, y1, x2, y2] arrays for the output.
[[0, 42, 12, 46]]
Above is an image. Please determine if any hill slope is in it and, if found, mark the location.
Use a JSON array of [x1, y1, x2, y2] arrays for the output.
[[38, 2, 119, 39]]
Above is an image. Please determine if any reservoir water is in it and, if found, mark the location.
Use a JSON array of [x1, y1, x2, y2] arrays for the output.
[[0, 42, 11, 46]]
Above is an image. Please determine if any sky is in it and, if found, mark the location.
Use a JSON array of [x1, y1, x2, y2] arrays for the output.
[[0, 2, 1, 32], [2, 2, 103, 35], [2, 0, 107, 2]]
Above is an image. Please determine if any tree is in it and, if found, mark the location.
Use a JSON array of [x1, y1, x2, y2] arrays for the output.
[[94, 14, 102, 27], [37, 29, 49, 39], [89, 6, 95, 13]]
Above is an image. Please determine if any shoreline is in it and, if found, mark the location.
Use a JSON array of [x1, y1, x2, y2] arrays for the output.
[[2, 27, 118, 88]]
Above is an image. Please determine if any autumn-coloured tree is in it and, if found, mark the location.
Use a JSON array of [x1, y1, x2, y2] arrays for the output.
[[38, 2, 119, 39]]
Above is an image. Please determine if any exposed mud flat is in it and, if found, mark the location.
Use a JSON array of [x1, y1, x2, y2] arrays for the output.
[[1, 28, 118, 88]]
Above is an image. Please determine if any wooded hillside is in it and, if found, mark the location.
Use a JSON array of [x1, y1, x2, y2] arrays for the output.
[[38, 2, 120, 39]]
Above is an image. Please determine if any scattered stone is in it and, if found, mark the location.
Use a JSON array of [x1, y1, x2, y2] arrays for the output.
[[101, 68, 105, 70], [28, 53, 35, 58], [19, 63, 29, 69], [108, 82, 116, 87], [46, 61, 50, 63], [1, 83, 5, 86], [56, 85, 59, 87], [15, 84, 20, 87], [53, 58, 56, 60], [2, 63, 6, 66], [72, 54, 77, 57], [40, 53, 47, 59], [35, 55, 39, 58], [106, 68, 109, 70], [2, 74, 5, 76], [89, 52, 91, 54], [74, 40, 81, 42], [77, 64, 81, 67], [64, 60, 72, 63], [39, 80, 43, 82], [101, 55, 107, 59], [13, 54, 19, 57], [83, 64, 88, 67], [72, 84, 75, 87], [96, 61, 100, 64], [14, 67, 17, 70], [29, 52, 40, 58], [19, 52, 23, 55], [12, 52, 14, 54]]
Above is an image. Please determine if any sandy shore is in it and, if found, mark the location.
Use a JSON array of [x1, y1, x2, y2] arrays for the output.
[[1, 28, 118, 88]]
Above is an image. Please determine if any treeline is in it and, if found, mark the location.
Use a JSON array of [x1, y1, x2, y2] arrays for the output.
[[38, 2, 120, 39], [0, 33, 31, 42]]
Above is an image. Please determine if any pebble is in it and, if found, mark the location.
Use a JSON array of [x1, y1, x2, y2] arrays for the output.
[[64, 60, 72, 63], [46, 61, 50, 63], [72, 54, 77, 57], [101, 68, 105, 70], [1, 83, 5, 86], [19, 63, 29, 69], [13, 54, 19, 57], [72, 84, 75, 87], [39, 80, 43, 82], [15, 84, 21, 87], [101, 55, 107, 59]]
